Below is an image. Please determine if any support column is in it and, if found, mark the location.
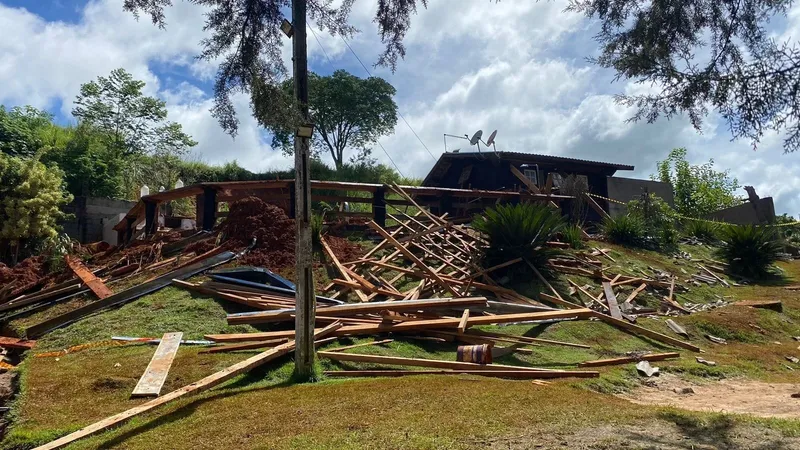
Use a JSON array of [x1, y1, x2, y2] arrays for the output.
[[202, 187, 217, 231], [373, 186, 387, 228], [125, 217, 135, 244], [288, 181, 297, 219], [144, 201, 157, 236]]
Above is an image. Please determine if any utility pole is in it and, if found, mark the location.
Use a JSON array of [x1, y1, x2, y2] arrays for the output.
[[291, 0, 316, 380]]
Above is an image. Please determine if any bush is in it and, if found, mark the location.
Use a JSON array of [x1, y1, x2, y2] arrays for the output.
[[716, 225, 782, 278], [683, 219, 720, 243], [602, 214, 645, 247], [472, 203, 565, 275], [561, 223, 585, 249], [627, 193, 679, 250]]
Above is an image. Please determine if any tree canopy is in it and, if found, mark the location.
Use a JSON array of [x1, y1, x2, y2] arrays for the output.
[[72, 68, 196, 156], [568, 0, 800, 153], [123, 0, 426, 135], [0, 106, 54, 158], [266, 70, 398, 169], [653, 148, 741, 217]]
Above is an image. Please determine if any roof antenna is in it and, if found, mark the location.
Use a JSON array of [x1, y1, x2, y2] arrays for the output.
[[484, 130, 498, 153]]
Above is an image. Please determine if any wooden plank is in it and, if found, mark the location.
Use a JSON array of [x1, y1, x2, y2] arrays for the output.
[[735, 300, 783, 311], [323, 369, 598, 379], [526, 260, 563, 301], [437, 330, 590, 349], [698, 264, 730, 287], [367, 221, 459, 296], [320, 235, 369, 301], [172, 280, 277, 311], [0, 336, 36, 350], [624, 283, 648, 306], [584, 193, 611, 220], [602, 282, 622, 320], [131, 332, 183, 398], [210, 309, 594, 342], [578, 352, 680, 367], [319, 351, 595, 375], [457, 309, 470, 334], [390, 183, 445, 226], [327, 339, 394, 353], [199, 338, 289, 354], [65, 256, 113, 299], [34, 322, 343, 450], [589, 311, 701, 352], [510, 165, 542, 194]]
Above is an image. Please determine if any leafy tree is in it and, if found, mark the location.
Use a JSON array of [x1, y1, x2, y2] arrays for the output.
[[123, 0, 426, 135], [0, 106, 54, 157], [265, 70, 398, 169], [0, 153, 72, 263], [654, 148, 741, 217], [72, 68, 197, 156], [568, 0, 800, 153]]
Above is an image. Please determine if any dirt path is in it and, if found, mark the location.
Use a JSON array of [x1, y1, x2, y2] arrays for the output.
[[621, 374, 800, 419]]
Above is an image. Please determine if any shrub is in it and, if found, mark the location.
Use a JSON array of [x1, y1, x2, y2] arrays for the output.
[[472, 203, 565, 274], [602, 214, 645, 247], [561, 223, 585, 249], [683, 219, 720, 243], [716, 225, 782, 278], [627, 193, 679, 250]]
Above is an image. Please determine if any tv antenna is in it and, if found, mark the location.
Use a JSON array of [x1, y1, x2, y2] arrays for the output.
[[485, 130, 498, 151]]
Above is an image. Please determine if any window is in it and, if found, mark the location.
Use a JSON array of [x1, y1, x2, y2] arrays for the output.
[[523, 169, 538, 185]]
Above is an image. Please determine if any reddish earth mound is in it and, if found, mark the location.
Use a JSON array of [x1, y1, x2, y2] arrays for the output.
[[220, 197, 296, 270], [0, 256, 46, 294], [325, 235, 364, 263]]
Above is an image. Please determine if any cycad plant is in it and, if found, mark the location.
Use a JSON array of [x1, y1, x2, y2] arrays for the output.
[[716, 225, 782, 278], [561, 223, 585, 249], [601, 214, 645, 248], [472, 202, 565, 275], [683, 219, 720, 243]]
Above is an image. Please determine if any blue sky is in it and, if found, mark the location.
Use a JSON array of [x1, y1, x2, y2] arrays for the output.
[[2, 0, 800, 216]]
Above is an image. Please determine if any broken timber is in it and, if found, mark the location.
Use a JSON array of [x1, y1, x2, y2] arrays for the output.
[[131, 332, 183, 398], [590, 311, 701, 352], [34, 322, 343, 450], [578, 352, 680, 367], [324, 369, 598, 379], [602, 282, 622, 320], [65, 256, 113, 299]]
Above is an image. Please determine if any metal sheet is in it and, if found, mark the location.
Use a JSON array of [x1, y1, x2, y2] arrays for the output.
[[131, 332, 183, 398]]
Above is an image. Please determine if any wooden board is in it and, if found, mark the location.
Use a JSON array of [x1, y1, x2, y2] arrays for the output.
[[324, 369, 598, 379], [131, 332, 183, 398], [34, 322, 343, 450], [0, 336, 36, 350], [590, 311, 701, 352], [65, 256, 113, 299], [602, 282, 623, 320], [199, 338, 289, 354], [578, 352, 680, 367]]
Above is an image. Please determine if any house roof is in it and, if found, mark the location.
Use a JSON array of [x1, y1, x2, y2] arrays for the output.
[[422, 151, 634, 186]]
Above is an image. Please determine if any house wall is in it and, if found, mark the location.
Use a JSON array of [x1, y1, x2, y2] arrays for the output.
[[61, 197, 138, 244], [703, 198, 776, 225], [605, 177, 675, 217]]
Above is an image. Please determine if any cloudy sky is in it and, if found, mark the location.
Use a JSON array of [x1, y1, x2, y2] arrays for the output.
[[1, 0, 800, 215]]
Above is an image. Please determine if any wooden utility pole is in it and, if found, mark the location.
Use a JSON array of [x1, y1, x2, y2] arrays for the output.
[[292, 0, 316, 380]]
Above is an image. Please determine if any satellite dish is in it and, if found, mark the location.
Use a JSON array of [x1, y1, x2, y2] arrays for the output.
[[486, 130, 498, 147], [469, 130, 483, 146]]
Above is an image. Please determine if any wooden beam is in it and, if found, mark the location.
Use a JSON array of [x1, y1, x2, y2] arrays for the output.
[[327, 339, 394, 353], [624, 283, 648, 306], [602, 282, 622, 320], [199, 338, 289, 354], [584, 193, 611, 220], [457, 309, 470, 334], [210, 309, 594, 342], [35, 322, 343, 450], [589, 311, 701, 352], [323, 369, 598, 379], [367, 221, 459, 296], [320, 235, 369, 302], [131, 332, 183, 398], [578, 352, 680, 368], [65, 256, 112, 299]]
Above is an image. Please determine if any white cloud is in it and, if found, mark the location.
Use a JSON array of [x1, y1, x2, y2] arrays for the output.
[[2, 0, 800, 216]]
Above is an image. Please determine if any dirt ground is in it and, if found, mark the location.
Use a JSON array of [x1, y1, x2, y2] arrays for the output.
[[479, 422, 800, 449], [622, 373, 800, 419]]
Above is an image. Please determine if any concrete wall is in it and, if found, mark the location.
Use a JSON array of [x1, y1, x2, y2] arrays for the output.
[[605, 176, 675, 217], [61, 197, 137, 244], [704, 197, 776, 225]]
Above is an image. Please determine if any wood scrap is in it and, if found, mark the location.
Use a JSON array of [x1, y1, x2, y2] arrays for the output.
[[602, 282, 622, 320], [65, 256, 113, 299], [735, 300, 783, 312], [457, 309, 470, 334], [131, 332, 183, 398], [589, 311, 701, 352], [578, 352, 679, 367]]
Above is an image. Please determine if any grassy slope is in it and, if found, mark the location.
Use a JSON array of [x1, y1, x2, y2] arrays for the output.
[[3, 241, 800, 449]]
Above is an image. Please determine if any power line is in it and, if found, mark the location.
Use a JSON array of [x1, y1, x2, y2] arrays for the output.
[[308, 24, 405, 177], [338, 35, 438, 163]]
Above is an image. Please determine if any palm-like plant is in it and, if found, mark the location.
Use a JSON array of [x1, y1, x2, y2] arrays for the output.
[[716, 225, 782, 278], [472, 202, 565, 274], [601, 215, 645, 248]]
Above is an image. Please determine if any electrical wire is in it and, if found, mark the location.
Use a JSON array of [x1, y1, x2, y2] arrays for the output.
[[338, 35, 438, 163], [308, 24, 405, 177]]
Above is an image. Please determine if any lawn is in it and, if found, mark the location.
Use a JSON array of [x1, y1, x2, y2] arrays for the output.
[[3, 240, 800, 449]]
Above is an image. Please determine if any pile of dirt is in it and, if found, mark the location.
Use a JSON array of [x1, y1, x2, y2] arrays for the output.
[[0, 256, 46, 293], [325, 235, 365, 263], [184, 238, 217, 256], [220, 196, 296, 270]]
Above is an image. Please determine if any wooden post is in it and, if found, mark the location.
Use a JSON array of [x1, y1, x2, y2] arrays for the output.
[[288, 181, 297, 219], [144, 201, 157, 236], [373, 185, 386, 228], [292, 0, 316, 381], [124, 217, 135, 243], [201, 187, 217, 231]]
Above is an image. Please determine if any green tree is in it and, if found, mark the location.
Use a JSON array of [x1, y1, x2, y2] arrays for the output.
[[0, 106, 54, 157], [262, 70, 398, 169], [0, 153, 72, 263], [72, 68, 197, 157], [568, 0, 800, 153], [654, 148, 741, 217]]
